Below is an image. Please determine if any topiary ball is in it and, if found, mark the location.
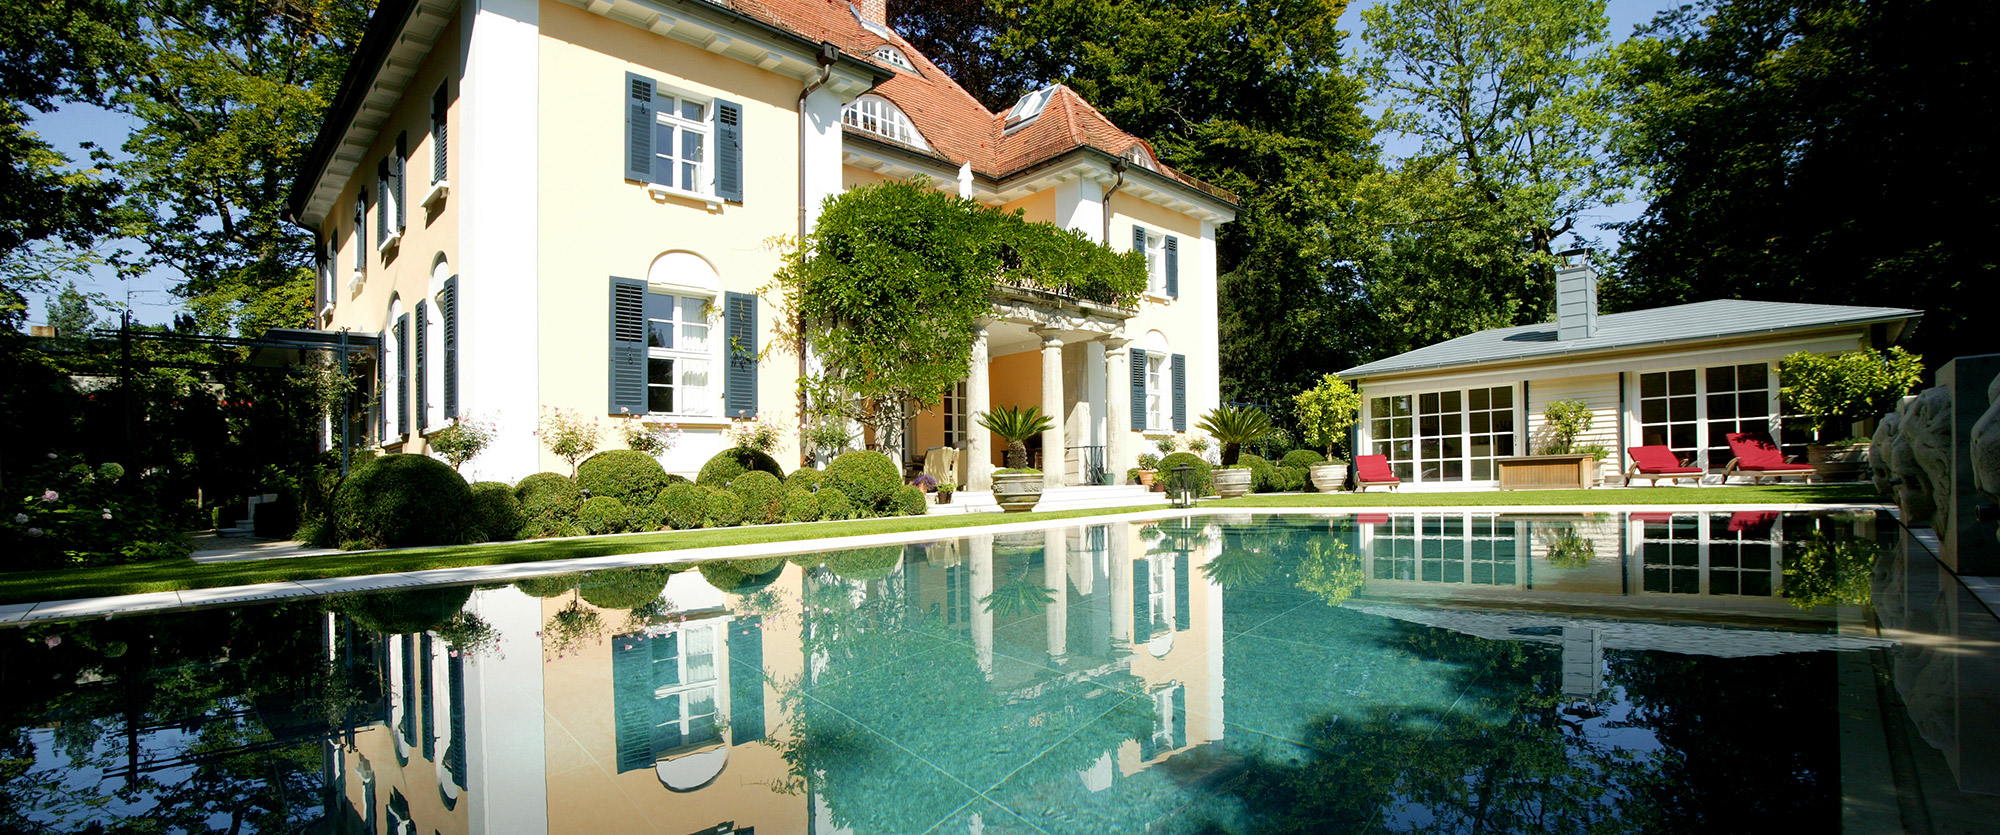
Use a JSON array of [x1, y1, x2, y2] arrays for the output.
[[333, 454, 476, 549], [655, 482, 707, 530], [728, 471, 784, 525], [825, 545, 905, 580], [784, 467, 823, 491], [697, 558, 785, 593], [781, 487, 821, 523], [824, 450, 900, 511], [703, 487, 746, 528], [515, 573, 582, 598], [1274, 465, 1310, 492], [695, 446, 785, 487], [468, 481, 527, 542], [1155, 452, 1214, 498], [1279, 449, 1326, 469], [1234, 454, 1276, 493], [577, 566, 676, 610], [816, 487, 856, 521], [886, 484, 928, 517], [578, 496, 631, 535], [515, 472, 583, 538], [335, 585, 473, 635], [576, 450, 668, 503]]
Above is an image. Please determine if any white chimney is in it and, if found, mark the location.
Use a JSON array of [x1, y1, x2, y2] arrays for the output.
[[1555, 249, 1599, 341], [858, 0, 887, 27]]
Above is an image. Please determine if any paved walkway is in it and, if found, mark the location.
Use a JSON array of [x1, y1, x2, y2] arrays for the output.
[[189, 534, 344, 564]]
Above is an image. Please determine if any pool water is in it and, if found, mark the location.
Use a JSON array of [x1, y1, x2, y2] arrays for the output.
[[3, 510, 1995, 833]]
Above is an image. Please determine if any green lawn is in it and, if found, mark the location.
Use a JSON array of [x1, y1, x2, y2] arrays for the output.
[[0, 483, 1880, 606]]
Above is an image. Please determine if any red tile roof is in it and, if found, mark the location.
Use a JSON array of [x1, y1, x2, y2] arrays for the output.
[[727, 0, 1232, 202]]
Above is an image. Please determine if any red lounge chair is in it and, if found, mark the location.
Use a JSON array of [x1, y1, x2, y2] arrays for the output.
[[1630, 512, 1676, 523], [1727, 510, 1779, 534], [1354, 455, 1401, 492], [1625, 445, 1704, 486], [1723, 432, 1815, 484], [1353, 513, 1392, 525]]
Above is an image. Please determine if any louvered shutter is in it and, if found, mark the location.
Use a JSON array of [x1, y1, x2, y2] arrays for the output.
[[393, 133, 407, 232], [376, 161, 390, 242], [395, 313, 411, 435], [376, 332, 388, 440], [611, 634, 656, 773], [724, 290, 758, 417], [441, 275, 459, 419], [1131, 225, 1147, 253], [420, 634, 437, 760], [1171, 353, 1187, 431], [608, 277, 647, 415], [355, 199, 367, 272], [1174, 549, 1190, 626], [445, 653, 467, 786], [1129, 348, 1147, 431], [432, 84, 448, 184], [1132, 558, 1152, 641], [715, 99, 743, 202], [728, 617, 765, 743], [414, 299, 429, 432], [624, 74, 655, 182], [1165, 235, 1179, 298]]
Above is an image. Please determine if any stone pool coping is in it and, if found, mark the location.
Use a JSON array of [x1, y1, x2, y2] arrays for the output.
[[0, 502, 1894, 625]]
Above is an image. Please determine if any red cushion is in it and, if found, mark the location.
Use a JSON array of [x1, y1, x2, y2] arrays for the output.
[[1353, 514, 1391, 525], [1728, 511, 1779, 533], [1354, 455, 1399, 483], [1627, 445, 1692, 473], [1630, 512, 1676, 523], [1725, 432, 1799, 469]]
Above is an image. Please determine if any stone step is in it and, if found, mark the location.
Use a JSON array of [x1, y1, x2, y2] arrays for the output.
[[924, 485, 1167, 515]]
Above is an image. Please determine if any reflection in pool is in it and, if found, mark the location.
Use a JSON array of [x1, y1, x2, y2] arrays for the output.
[[2, 511, 1996, 832]]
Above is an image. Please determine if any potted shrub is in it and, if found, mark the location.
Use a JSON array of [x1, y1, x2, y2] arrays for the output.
[[935, 481, 955, 505], [1504, 399, 1599, 489], [1197, 405, 1274, 498], [1293, 374, 1361, 492], [1780, 347, 1923, 481], [1135, 453, 1162, 488], [977, 405, 1054, 512]]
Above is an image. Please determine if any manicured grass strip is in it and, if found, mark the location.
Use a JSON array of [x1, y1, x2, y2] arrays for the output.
[[1206, 483, 1880, 507], [0, 505, 1168, 605], [0, 483, 1877, 606]]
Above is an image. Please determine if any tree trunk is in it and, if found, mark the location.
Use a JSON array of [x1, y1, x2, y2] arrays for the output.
[[1006, 441, 1027, 469]]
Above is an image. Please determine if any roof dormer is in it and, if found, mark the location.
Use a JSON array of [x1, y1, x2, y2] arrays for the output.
[[870, 45, 915, 72], [1005, 85, 1060, 129], [843, 94, 931, 151]]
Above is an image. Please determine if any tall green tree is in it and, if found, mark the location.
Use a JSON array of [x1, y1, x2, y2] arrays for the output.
[[42, 280, 97, 335], [1608, 0, 1997, 373], [1356, 0, 1623, 333]]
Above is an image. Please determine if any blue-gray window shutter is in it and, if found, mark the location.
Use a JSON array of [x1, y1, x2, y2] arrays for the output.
[[1171, 353, 1187, 431], [376, 332, 388, 440], [432, 84, 449, 184], [445, 653, 467, 787], [728, 617, 765, 743], [414, 299, 429, 432], [1131, 224, 1146, 253], [420, 633, 437, 760], [715, 99, 743, 202], [376, 161, 390, 242], [1132, 558, 1152, 640], [608, 277, 647, 415], [1174, 549, 1190, 626], [396, 313, 411, 434], [393, 133, 408, 232], [624, 74, 654, 182], [1165, 235, 1179, 298], [724, 290, 758, 417], [355, 198, 367, 272], [611, 633, 655, 773], [441, 276, 459, 419], [1129, 348, 1147, 431]]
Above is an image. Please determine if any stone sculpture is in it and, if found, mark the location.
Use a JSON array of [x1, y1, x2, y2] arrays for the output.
[[1894, 385, 1952, 529], [1972, 371, 2000, 504], [1870, 409, 1902, 496]]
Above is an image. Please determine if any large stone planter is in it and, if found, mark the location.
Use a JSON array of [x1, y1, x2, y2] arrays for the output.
[[991, 471, 1044, 513], [1807, 443, 1870, 482], [1213, 468, 1253, 498], [1309, 463, 1348, 493]]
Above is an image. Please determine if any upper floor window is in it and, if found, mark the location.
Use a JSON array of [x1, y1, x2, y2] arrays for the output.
[[842, 95, 929, 151], [1131, 225, 1179, 298], [652, 92, 710, 195], [625, 73, 743, 204], [870, 45, 914, 72]]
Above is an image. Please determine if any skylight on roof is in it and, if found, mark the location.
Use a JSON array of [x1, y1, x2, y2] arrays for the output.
[[871, 45, 914, 72], [1006, 86, 1058, 126]]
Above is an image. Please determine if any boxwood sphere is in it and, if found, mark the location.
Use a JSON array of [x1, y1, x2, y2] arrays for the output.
[[1279, 449, 1326, 469], [1155, 452, 1214, 497], [656, 482, 707, 530], [333, 454, 475, 548], [784, 467, 824, 491], [886, 484, 928, 517], [515, 472, 583, 538], [816, 487, 856, 521], [578, 496, 631, 535], [824, 450, 900, 511], [729, 470, 785, 525], [577, 449, 669, 503], [781, 487, 822, 523], [703, 487, 746, 528], [468, 481, 527, 542], [695, 446, 785, 487]]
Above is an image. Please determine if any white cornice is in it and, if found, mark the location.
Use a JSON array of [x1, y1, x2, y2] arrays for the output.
[[561, 0, 881, 96], [299, 0, 459, 226]]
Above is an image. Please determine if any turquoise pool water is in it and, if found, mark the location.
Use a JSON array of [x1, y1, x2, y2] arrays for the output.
[[2, 510, 1995, 832]]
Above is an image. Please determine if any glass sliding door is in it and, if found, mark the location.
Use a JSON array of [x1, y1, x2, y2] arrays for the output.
[[1369, 385, 1514, 485], [1638, 363, 1776, 471]]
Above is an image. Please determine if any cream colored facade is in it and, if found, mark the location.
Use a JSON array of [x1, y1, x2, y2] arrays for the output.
[[295, 0, 1234, 487]]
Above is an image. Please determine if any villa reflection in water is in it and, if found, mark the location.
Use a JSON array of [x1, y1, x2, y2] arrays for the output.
[[4, 511, 1997, 833]]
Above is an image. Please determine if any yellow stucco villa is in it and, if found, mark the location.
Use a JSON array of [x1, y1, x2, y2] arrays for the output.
[[289, 0, 1237, 497]]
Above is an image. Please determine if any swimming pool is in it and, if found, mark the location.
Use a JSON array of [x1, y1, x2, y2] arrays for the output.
[[3, 510, 1994, 832]]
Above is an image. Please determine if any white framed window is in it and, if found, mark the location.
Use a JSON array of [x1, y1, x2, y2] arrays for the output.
[[1635, 513, 1781, 597], [646, 291, 714, 416], [643, 622, 721, 754], [1145, 352, 1168, 430], [842, 95, 930, 150], [382, 298, 403, 442], [651, 91, 711, 195], [943, 380, 967, 447], [351, 196, 368, 286], [1368, 385, 1516, 483], [424, 260, 450, 429], [1365, 514, 1524, 585], [870, 45, 914, 72], [1143, 231, 1166, 294], [1637, 363, 1775, 471]]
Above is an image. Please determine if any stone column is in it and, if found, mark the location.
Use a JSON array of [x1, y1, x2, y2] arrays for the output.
[[1044, 528, 1069, 663], [1103, 338, 1131, 484], [970, 533, 994, 676], [1110, 526, 1133, 643], [966, 322, 994, 491], [1037, 329, 1067, 487]]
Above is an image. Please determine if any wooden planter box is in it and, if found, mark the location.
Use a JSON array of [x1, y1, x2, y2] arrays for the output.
[[1496, 454, 1596, 490]]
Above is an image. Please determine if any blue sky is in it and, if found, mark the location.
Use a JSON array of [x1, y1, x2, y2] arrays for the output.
[[18, 0, 1682, 329]]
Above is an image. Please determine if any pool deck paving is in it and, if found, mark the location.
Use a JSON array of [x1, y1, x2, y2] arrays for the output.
[[0, 501, 1899, 626]]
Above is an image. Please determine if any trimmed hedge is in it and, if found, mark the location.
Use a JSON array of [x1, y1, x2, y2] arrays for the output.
[[656, 482, 707, 530], [1236, 454, 1276, 493], [1279, 449, 1326, 469], [697, 558, 785, 593], [781, 487, 822, 523], [817, 487, 856, 521], [824, 450, 900, 512], [695, 446, 785, 487], [514, 573, 582, 598], [578, 496, 631, 535], [335, 585, 473, 635], [729, 471, 785, 525], [577, 449, 668, 503], [1273, 465, 1310, 493], [704, 488, 746, 528], [516, 472, 583, 539], [1155, 452, 1214, 497], [784, 467, 823, 491], [333, 454, 476, 549], [577, 566, 676, 610], [468, 481, 526, 541], [826, 545, 904, 580], [886, 485, 928, 517]]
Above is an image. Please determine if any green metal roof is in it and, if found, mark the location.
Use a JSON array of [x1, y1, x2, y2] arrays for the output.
[[1339, 299, 1921, 379]]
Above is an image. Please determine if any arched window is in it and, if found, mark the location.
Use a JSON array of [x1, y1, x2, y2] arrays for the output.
[[842, 95, 930, 151], [641, 252, 721, 417], [870, 45, 914, 72]]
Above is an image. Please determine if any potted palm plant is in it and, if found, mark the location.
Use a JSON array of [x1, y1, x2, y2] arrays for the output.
[[1197, 405, 1274, 498], [1293, 374, 1361, 492], [977, 405, 1054, 512]]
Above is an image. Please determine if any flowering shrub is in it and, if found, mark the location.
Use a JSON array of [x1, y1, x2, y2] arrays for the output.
[[1, 454, 188, 569], [429, 417, 496, 471], [727, 419, 783, 454], [536, 408, 601, 476], [541, 599, 604, 660], [620, 418, 681, 455]]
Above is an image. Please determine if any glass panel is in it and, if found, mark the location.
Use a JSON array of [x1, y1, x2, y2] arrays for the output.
[[1471, 412, 1490, 433], [1738, 363, 1768, 390], [1442, 460, 1463, 480], [680, 100, 704, 121], [1669, 370, 1696, 395], [1706, 365, 1735, 392], [649, 320, 673, 349], [1470, 388, 1489, 410], [648, 357, 675, 386], [1739, 394, 1768, 417], [1669, 424, 1697, 450], [1490, 386, 1511, 408], [1497, 434, 1514, 455], [1471, 436, 1492, 457], [1670, 397, 1696, 422], [1472, 460, 1490, 480], [1640, 372, 1665, 398], [1492, 412, 1513, 433], [682, 131, 703, 163], [1420, 416, 1439, 437], [1441, 391, 1461, 412], [1708, 393, 1736, 419], [1442, 414, 1462, 435], [1442, 437, 1462, 458], [647, 386, 674, 414], [1420, 393, 1439, 413], [1740, 573, 1773, 596], [1641, 400, 1666, 423]]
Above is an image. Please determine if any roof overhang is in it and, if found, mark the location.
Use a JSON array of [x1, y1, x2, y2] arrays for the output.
[[557, 0, 891, 95], [977, 146, 1238, 224]]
